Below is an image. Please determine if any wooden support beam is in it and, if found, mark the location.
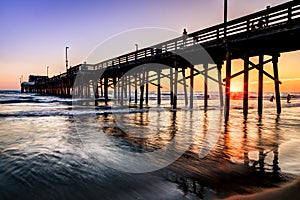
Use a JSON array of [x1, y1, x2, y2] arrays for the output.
[[104, 77, 108, 105], [94, 80, 99, 99], [190, 65, 194, 109], [224, 66, 255, 81], [186, 66, 221, 85], [249, 59, 272, 68], [113, 77, 117, 99], [145, 71, 149, 105], [124, 76, 127, 99], [128, 76, 131, 103], [86, 84, 90, 98], [217, 63, 224, 108], [204, 63, 208, 110], [225, 49, 232, 120], [150, 82, 163, 88], [273, 54, 281, 114], [117, 78, 120, 102], [258, 54, 264, 115], [223, 59, 275, 83], [100, 79, 103, 97], [173, 62, 178, 109], [243, 53, 249, 117], [157, 70, 161, 105], [250, 60, 282, 84], [140, 69, 145, 108], [135, 75, 138, 104], [170, 67, 174, 105], [67, 81, 71, 98], [182, 68, 188, 106], [120, 77, 124, 106], [146, 71, 186, 87]]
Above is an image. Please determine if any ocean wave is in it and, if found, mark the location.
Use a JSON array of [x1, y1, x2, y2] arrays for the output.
[[0, 108, 153, 118], [0, 90, 20, 94], [0, 111, 74, 118], [0, 98, 72, 105]]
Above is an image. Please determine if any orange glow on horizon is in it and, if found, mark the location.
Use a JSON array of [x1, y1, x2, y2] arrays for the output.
[[1, 51, 300, 92]]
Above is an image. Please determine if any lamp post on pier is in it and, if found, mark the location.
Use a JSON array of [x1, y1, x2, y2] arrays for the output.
[[134, 44, 138, 60], [47, 66, 49, 77], [224, 0, 228, 38], [65, 46, 69, 72]]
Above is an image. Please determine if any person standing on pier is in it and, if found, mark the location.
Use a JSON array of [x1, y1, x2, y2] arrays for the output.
[[182, 28, 188, 47], [183, 28, 187, 35]]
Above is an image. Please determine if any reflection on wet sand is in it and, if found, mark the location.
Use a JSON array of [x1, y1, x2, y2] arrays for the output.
[[99, 111, 178, 153], [233, 117, 280, 175], [223, 177, 300, 200], [96, 109, 297, 199], [157, 112, 295, 199]]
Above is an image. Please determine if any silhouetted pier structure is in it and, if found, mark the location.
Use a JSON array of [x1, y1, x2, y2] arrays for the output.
[[21, 1, 300, 119]]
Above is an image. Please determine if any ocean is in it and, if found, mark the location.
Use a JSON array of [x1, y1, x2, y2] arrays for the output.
[[0, 90, 300, 200]]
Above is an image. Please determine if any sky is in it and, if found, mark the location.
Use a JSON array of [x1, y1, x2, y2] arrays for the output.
[[0, 0, 299, 92]]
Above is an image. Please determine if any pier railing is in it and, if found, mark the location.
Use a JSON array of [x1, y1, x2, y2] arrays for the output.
[[76, 0, 300, 73]]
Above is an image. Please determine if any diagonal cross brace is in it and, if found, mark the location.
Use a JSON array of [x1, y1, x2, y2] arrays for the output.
[[185, 66, 224, 86], [223, 58, 282, 84]]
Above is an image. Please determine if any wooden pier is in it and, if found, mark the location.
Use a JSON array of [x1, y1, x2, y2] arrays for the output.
[[21, 1, 300, 119]]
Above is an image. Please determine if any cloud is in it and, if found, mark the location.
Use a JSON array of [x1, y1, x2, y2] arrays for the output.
[[250, 78, 300, 84]]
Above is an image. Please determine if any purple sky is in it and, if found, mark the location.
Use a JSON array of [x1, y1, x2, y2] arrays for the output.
[[0, 0, 293, 89]]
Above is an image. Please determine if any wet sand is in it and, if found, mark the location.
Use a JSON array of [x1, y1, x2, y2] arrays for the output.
[[221, 178, 300, 200], [154, 149, 297, 199]]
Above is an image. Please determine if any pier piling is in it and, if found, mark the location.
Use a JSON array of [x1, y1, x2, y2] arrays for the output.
[[173, 62, 178, 110], [140, 69, 145, 108], [183, 68, 188, 106], [225, 49, 232, 120], [243, 53, 249, 117], [217, 62, 224, 108], [258, 54, 264, 115], [145, 71, 149, 105], [128, 76, 132, 103], [104, 77, 108, 105], [170, 67, 174, 106], [190, 65, 194, 109], [157, 70, 161, 105], [135, 75, 138, 104], [204, 63, 208, 111], [273, 54, 281, 115]]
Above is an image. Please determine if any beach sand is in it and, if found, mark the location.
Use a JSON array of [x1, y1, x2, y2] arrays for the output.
[[154, 149, 298, 199], [220, 177, 300, 200]]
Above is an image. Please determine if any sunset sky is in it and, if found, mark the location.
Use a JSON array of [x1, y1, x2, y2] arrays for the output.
[[0, 0, 299, 92]]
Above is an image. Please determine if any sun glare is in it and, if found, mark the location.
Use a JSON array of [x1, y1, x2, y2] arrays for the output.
[[230, 84, 242, 93], [231, 86, 239, 92]]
